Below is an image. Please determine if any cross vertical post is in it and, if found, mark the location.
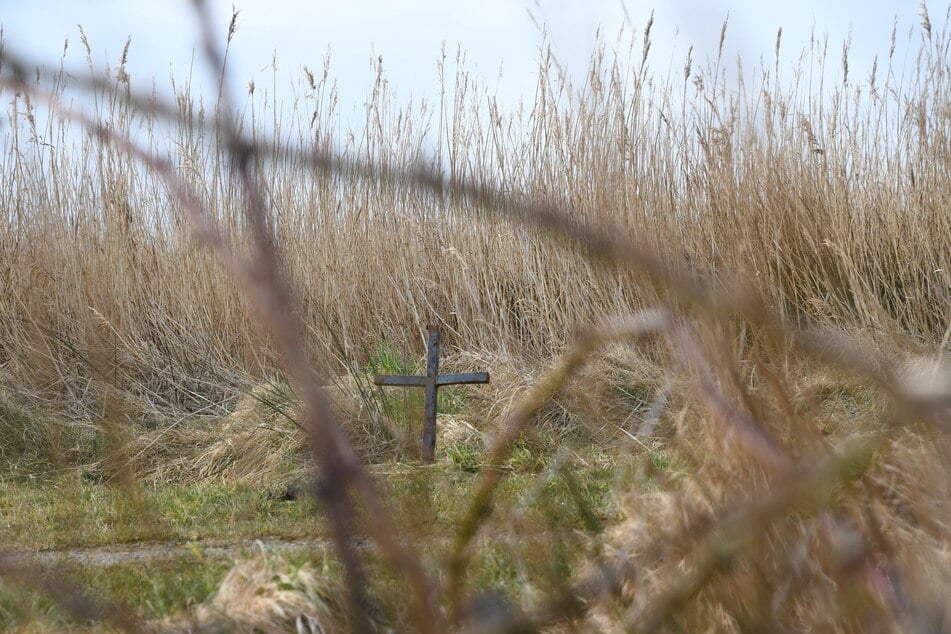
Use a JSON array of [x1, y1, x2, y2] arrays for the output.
[[374, 325, 489, 464], [421, 327, 440, 462]]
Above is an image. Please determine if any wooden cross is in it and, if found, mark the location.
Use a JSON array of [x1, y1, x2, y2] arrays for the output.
[[374, 326, 489, 463]]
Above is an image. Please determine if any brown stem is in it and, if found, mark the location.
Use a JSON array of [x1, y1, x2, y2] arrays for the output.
[[446, 311, 671, 619]]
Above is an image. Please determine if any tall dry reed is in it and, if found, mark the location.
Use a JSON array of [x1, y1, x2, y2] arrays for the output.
[[1, 10, 948, 420]]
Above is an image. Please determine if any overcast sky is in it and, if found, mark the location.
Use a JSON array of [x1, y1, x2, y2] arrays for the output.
[[0, 1, 943, 130]]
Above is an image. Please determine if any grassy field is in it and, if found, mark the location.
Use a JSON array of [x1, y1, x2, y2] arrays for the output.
[[1, 4, 950, 632], [0, 432, 622, 629]]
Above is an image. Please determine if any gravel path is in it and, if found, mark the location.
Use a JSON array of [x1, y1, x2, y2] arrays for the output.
[[3, 536, 339, 568]]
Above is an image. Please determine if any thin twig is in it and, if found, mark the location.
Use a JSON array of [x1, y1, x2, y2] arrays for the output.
[[446, 311, 672, 618]]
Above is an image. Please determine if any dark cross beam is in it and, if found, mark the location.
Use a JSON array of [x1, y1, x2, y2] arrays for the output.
[[374, 326, 489, 464]]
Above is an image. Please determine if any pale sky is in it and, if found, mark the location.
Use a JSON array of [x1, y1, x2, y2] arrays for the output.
[[0, 1, 943, 130]]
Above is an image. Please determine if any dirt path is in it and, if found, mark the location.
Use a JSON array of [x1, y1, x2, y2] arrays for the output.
[[5, 531, 536, 569], [4, 536, 342, 568]]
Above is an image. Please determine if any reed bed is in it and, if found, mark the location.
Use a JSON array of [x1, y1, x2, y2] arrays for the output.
[[2, 10, 949, 416]]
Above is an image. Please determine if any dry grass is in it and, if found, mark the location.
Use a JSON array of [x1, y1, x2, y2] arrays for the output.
[[0, 2, 950, 632], [156, 545, 354, 633], [581, 389, 951, 632], [1, 7, 949, 422], [194, 378, 306, 484]]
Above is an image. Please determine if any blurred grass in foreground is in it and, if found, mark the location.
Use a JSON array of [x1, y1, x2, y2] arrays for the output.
[[0, 3, 950, 632]]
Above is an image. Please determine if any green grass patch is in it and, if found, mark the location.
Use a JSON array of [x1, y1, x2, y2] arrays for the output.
[[371, 446, 623, 540], [81, 555, 232, 619], [0, 441, 629, 630], [0, 478, 322, 550], [0, 554, 232, 630], [0, 442, 622, 551]]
